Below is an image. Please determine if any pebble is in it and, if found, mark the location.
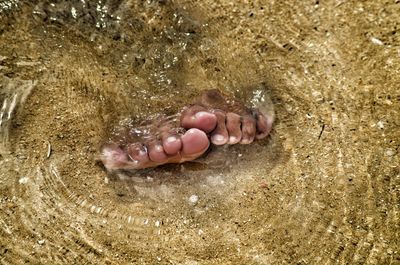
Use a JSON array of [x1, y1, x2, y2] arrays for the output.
[[18, 177, 29, 184], [370, 37, 383, 45], [188, 194, 199, 205], [311, 90, 324, 103], [385, 149, 395, 157]]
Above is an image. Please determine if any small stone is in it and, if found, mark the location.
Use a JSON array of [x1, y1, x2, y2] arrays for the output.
[[38, 239, 45, 245], [46, 142, 52, 158], [377, 121, 384, 129], [188, 194, 199, 205], [311, 90, 324, 103], [19, 177, 29, 184], [370, 37, 383, 45], [385, 149, 395, 157]]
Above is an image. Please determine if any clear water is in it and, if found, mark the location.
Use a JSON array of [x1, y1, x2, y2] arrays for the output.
[[0, 1, 398, 264]]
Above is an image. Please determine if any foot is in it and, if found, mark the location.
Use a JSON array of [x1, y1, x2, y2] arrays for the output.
[[180, 89, 273, 145], [100, 89, 273, 171]]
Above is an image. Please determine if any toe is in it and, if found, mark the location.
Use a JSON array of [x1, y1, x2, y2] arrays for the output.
[[240, 115, 256, 144], [127, 143, 149, 164], [147, 141, 168, 163], [162, 134, 182, 155], [180, 128, 210, 158], [210, 110, 229, 145], [180, 105, 217, 133], [254, 109, 274, 139], [226, 112, 242, 144], [100, 143, 138, 171]]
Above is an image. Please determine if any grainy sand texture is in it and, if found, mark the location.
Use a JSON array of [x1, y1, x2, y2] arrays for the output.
[[0, 1, 399, 264]]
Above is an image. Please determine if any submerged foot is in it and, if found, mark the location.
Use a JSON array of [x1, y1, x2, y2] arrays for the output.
[[100, 89, 273, 171]]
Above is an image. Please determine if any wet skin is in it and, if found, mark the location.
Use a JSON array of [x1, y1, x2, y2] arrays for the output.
[[100, 89, 274, 171]]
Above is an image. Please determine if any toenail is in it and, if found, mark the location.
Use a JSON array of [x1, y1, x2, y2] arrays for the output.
[[155, 144, 163, 152], [212, 134, 225, 143], [194, 111, 210, 119], [187, 128, 197, 134], [229, 136, 237, 143], [127, 154, 139, 164], [241, 139, 251, 144], [166, 136, 177, 143]]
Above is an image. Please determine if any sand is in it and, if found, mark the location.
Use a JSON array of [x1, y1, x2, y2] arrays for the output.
[[0, 0, 398, 264]]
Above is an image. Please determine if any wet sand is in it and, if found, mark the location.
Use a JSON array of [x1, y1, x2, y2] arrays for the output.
[[0, 1, 399, 264]]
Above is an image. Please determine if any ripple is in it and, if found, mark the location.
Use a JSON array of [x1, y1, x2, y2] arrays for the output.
[[1, 0, 399, 264]]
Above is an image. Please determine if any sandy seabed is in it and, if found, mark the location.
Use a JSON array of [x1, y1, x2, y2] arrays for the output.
[[0, 0, 399, 264]]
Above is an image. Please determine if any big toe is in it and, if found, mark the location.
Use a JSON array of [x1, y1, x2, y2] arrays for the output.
[[180, 128, 210, 159], [180, 105, 217, 133]]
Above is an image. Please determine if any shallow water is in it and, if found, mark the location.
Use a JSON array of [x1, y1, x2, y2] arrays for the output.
[[0, 1, 399, 264]]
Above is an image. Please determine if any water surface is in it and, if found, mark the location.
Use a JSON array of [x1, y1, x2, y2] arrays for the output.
[[0, 1, 398, 264]]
